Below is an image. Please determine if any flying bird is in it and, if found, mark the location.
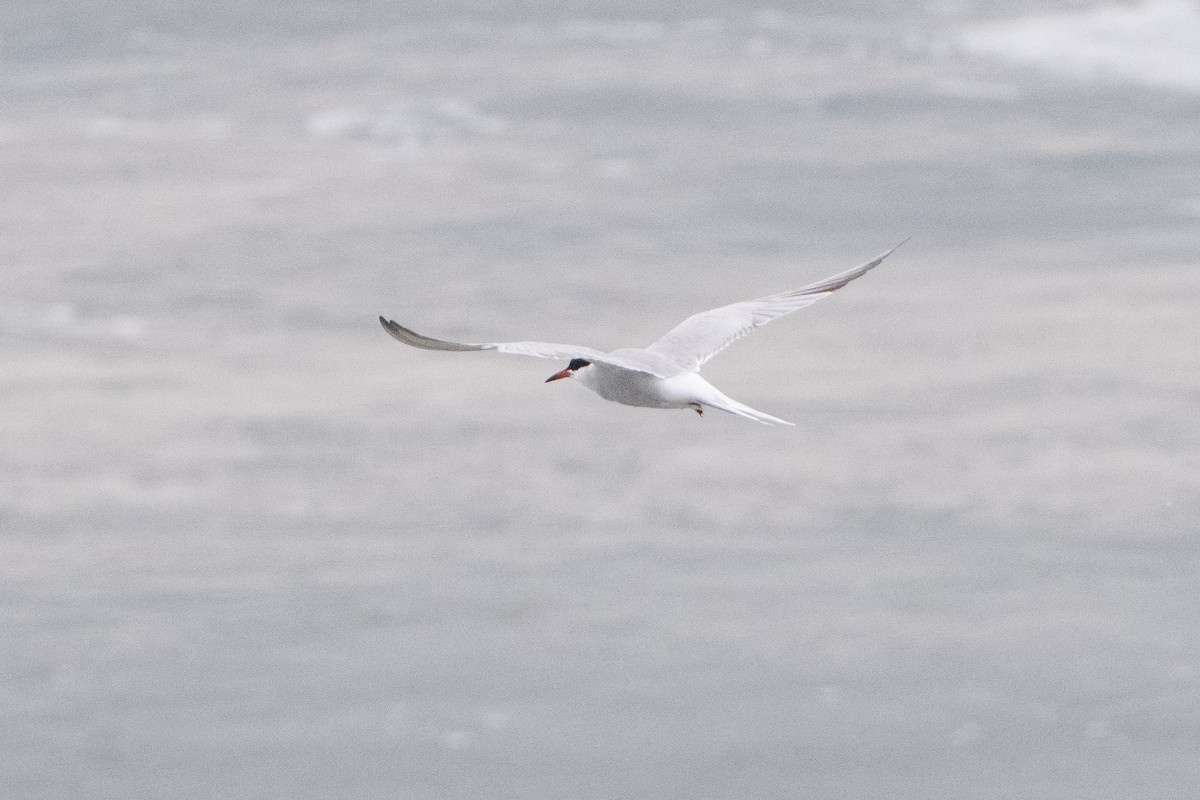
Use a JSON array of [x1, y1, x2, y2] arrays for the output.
[[380, 241, 906, 426]]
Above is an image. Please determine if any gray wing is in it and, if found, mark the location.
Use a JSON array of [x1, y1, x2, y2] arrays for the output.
[[379, 317, 605, 361], [643, 240, 908, 372]]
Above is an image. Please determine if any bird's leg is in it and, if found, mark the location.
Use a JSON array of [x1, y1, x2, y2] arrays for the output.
[[690, 403, 703, 416]]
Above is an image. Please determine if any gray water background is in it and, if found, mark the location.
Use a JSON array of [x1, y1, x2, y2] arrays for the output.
[[2, 2, 1199, 797]]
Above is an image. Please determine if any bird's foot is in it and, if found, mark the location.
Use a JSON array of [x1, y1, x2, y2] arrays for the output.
[[690, 403, 703, 416]]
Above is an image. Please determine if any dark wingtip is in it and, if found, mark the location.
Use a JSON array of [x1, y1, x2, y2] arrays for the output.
[[379, 316, 401, 340]]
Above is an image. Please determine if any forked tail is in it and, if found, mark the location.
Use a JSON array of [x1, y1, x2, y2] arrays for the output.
[[703, 394, 794, 427]]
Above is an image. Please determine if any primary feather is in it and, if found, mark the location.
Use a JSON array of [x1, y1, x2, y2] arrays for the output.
[[643, 239, 907, 371]]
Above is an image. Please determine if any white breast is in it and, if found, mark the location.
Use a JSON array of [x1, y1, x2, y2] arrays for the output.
[[577, 363, 691, 409]]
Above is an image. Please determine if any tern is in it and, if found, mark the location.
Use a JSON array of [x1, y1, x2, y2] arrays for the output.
[[380, 241, 906, 426]]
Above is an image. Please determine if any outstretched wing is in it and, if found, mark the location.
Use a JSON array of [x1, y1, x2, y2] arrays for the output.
[[644, 239, 908, 372], [379, 317, 605, 361]]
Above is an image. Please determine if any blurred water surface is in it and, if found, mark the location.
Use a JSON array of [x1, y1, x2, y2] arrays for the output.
[[2, 2, 1199, 798]]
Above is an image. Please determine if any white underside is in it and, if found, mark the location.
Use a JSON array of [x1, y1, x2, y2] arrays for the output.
[[576, 363, 794, 426], [383, 242, 903, 428]]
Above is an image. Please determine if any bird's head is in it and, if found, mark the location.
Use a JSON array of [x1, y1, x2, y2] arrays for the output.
[[545, 357, 592, 383]]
